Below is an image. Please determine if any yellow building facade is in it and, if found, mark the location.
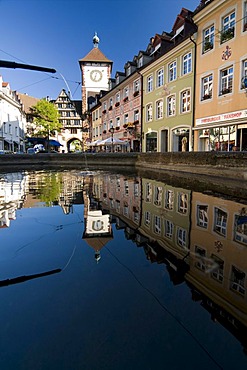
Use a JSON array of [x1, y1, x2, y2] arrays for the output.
[[193, 0, 247, 151]]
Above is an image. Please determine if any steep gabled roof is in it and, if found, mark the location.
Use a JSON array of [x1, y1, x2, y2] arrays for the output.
[[79, 47, 112, 63], [16, 92, 40, 114]]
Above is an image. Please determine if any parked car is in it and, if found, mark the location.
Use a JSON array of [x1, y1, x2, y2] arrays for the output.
[[27, 148, 36, 154]]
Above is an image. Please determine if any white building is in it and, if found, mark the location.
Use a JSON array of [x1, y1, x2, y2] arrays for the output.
[[0, 75, 26, 153]]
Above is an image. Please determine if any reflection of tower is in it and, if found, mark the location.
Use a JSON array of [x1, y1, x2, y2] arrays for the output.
[[82, 179, 113, 262]]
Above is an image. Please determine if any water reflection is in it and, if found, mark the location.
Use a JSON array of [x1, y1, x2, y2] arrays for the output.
[[0, 169, 247, 368]]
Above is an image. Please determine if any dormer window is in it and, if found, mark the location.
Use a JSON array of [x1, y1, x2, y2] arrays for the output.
[[138, 58, 143, 68]]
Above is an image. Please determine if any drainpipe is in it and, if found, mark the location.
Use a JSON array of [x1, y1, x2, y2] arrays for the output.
[[190, 34, 197, 152]]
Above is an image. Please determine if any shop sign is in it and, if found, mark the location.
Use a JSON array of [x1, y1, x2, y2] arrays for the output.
[[196, 109, 247, 126]]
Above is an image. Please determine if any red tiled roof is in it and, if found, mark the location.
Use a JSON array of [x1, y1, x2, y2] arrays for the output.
[[79, 47, 112, 63]]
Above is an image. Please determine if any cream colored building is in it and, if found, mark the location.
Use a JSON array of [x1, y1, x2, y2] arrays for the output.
[[141, 8, 197, 152], [193, 0, 247, 151]]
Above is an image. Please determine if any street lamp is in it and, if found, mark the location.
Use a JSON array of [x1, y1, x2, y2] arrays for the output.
[[109, 126, 115, 153]]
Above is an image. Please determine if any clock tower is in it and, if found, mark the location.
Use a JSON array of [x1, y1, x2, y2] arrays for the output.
[[79, 32, 113, 115]]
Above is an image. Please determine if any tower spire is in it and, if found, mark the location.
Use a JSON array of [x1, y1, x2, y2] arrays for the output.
[[93, 32, 100, 48]]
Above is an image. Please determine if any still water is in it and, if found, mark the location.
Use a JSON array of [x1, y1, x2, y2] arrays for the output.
[[0, 169, 247, 370]]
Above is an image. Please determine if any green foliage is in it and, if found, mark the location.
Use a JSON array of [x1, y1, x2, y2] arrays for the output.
[[31, 99, 62, 137], [37, 172, 62, 205]]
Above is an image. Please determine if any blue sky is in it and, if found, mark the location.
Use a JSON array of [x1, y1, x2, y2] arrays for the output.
[[0, 0, 200, 100]]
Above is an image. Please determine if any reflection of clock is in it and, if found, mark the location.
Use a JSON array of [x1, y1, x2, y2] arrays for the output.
[[92, 220, 104, 231], [90, 69, 103, 82]]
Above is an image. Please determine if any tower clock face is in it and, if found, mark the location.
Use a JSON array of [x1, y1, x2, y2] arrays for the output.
[[90, 69, 103, 82]]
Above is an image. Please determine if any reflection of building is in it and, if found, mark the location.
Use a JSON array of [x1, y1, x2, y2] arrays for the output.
[[189, 192, 247, 329], [0, 172, 27, 227], [140, 178, 191, 262], [82, 177, 113, 262]]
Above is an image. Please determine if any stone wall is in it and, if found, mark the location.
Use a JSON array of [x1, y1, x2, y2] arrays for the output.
[[0, 152, 247, 181]]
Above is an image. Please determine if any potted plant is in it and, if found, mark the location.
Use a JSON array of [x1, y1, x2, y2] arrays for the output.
[[123, 96, 128, 102], [221, 88, 231, 95], [103, 130, 106, 134], [102, 109, 106, 114], [203, 40, 213, 52], [220, 27, 234, 43], [109, 106, 112, 111], [115, 102, 120, 107], [115, 126, 120, 131], [133, 90, 139, 97], [123, 123, 128, 128], [133, 120, 139, 125]]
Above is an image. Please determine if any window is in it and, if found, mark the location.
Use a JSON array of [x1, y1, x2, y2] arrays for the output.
[[244, 1, 247, 32], [134, 110, 139, 122], [214, 207, 227, 236], [147, 75, 153, 92], [103, 102, 107, 111], [124, 114, 128, 124], [116, 117, 120, 127], [197, 205, 208, 228], [182, 52, 192, 75], [116, 92, 120, 103], [109, 98, 113, 108], [177, 227, 187, 248], [178, 193, 188, 214], [164, 219, 173, 239], [165, 190, 174, 210], [124, 87, 129, 98], [154, 215, 161, 235], [145, 183, 152, 202], [241, 59, 247, 89], [156, 68, 164, 87], [211, 255, 224, 283], [203, 25, 214, 53], [168, 61, 177, 82], [145, 211, 151, 226], [234, 215, 247, 245], [181, 90, 191, 113], [156, 100, 163, 120], [124, 179, 129, 195], [202, 74, 213, 100], [134, 181, 139, 197], [220, 66, 233, 95], [134, 79, 140, 92], [154, 186, 162, 206], [195, 246, 206, 271], [230, 266, 245, 295], [221, 11, 235, 43], [146, 104, 153, 122], [123, 203, 129, 216], [167, 95, 176, 116]]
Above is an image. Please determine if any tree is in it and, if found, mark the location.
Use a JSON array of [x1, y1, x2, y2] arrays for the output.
[[31, 99, 62, 138]]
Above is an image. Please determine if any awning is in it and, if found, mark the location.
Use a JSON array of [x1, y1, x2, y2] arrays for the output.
[[49, 140, 62, 147], [4, 139, 11, 145]]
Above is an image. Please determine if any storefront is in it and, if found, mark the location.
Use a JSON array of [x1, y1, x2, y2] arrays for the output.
[[194, 110, 247, 151]]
